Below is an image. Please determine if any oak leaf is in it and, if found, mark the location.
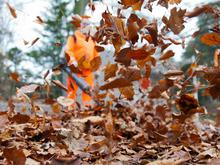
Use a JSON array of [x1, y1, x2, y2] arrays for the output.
[[162, 7, 186, 34]]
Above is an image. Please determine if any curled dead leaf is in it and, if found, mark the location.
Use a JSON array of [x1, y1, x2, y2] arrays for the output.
[[95, 45, 105, 52], [52, 80, 67, 92], [164, 70, 184, 77], [30, 37, 40, 46], [35, 16, 44, 24], [6, 2, 17, 18], [100, 78, 132, 90], [159, 50, 175, 61]]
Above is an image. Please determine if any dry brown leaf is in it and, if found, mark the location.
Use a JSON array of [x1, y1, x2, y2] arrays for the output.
[[197, 148, 218, 160], [127, 19, 139, 44], [143, 34, 153, 44], [147, 158, 185, 165], [52, 80, 68, 92], [129, 47, 156, 60], [23, 40, 29, 45], [200, 33, 220, 46], [176, 94, 205, 115], [116, 46, 156, 66], [100, 78, 132, 90], [120, 0, 139, 6], [95, 45, 105, 52], [3, 147, 26, 165], [72, 116, 104, 124], [9, 113, 30, 124], [120, 0, 144, 11], [127, 13, 147, 44], [105, 110, 113, 136], [119, 67, 142, 81], [115, 48, 131, 66], [159, 50, 175, 61], [119, 86, 134, 100], [30, 37, 40, 46], [214, 49, 220, 67], [35, 16, 44, 24], [146, 21, 158, 46], [162, 7, 186, 34], [86, 139, 108, 152], [169, 0, 182, 4], [207, 158, 220, 165], [104, 63, 118, 81], [149, 79, 174, 98], [6, 2, 17, 18], [112, 34, 126, 53], [131, 0, 144, 11]]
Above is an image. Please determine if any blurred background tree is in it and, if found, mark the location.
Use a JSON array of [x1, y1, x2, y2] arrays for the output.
[[0, 0, 23, 98], [0, 0, 90, 98], [26, 0, 89, 97]]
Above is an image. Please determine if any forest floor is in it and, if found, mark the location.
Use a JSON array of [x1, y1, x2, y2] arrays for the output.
[[0, 99, 219, 165]]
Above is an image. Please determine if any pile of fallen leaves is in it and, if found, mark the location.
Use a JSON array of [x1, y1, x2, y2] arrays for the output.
[[2, 0, 220, 164], [0, 90, 219, 164]]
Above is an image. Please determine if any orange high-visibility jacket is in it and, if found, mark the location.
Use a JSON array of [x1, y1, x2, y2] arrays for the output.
[[65, 30, 99, 103]]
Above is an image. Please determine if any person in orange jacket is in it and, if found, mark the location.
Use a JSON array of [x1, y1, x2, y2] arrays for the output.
[[65, 30, 99, 105]]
